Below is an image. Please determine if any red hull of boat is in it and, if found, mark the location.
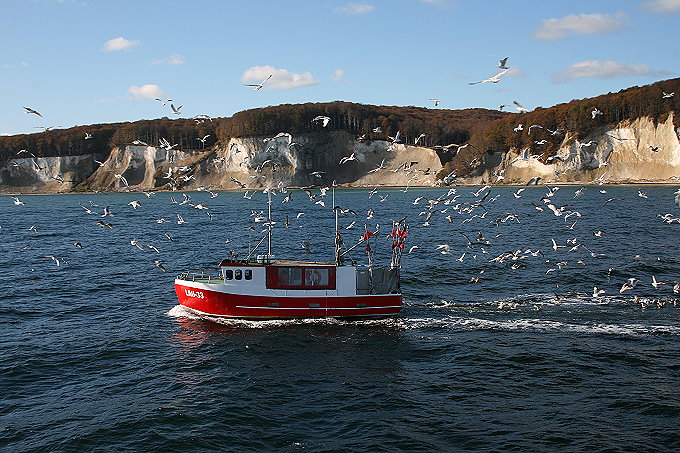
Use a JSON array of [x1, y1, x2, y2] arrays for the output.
[[175, 282, 402, 319]]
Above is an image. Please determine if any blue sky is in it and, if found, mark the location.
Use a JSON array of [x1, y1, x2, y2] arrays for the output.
[[1, 0, 679, 135]]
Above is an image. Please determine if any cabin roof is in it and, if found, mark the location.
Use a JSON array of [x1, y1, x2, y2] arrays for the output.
[[218, 259, 336, 267]]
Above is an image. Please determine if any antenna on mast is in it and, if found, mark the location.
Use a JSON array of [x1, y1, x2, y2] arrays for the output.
[[333, 185, 341, 265]]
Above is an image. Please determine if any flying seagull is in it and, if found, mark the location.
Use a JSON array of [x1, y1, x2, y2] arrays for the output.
[[170, 104, 182, 115], [469, 68, 510, 85], [498, 57, 509, 69], [429, 98, 441, 106], [244, 74, 272, 91], [513, 101, 529, 113], [23, 107, 43, 117], [312, 116, 331, 127], [339, 153, 357, 165]]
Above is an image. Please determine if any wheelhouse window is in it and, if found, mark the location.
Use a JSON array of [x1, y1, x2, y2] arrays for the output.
[[235, 270, 242, 280], [266, 266, 335, 290], [245, 269, 252, 280], [225, 269, 233, 280], [278, 267, 302, 286]]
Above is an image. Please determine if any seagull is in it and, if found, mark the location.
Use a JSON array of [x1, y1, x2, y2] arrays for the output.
[[176, 213, 187, 224], [498, 57, 509, 69], [648, 145, 660, 152], [85, 132, 93, 140], [128, 200, 141, 209], [114, 174, 129, 188], [243, 74, 272, 91], [662, 91, 675, 98], [101, 206, 112, 217], [429, 98, 441, 107], [372, 126, 382, 133], [155, 98, 173, 106], [513, 101, 529, 113], [230, 177, 246, 189], [528, 124, 544, 134], [591, 108, 603, 119], [154, 260, 167, 272], [170, 104, 182, 115], [593, 287, 606, 298], [367, 158, 387, 173], [130, 239, 144, 250], [43, 255, 60, 266], [312, 116, 331, 127], [414, 133, 426, 145], [72, 242, 84, 248], [11, 196, 25, 206], [619, 278, 638, 293], [651, 276, 666, 289], [498, 104, 506, 111], [23, 107, 43, 117], [196, 135, 211, 147], [388, 130, 401, 144], [513, 124, 524, 132], [436, 244, 451, 255], [339, 153, 356, 165], [148, 245, 160, 254], [469, 68, 510, 85], [95, 221, 114, 229]]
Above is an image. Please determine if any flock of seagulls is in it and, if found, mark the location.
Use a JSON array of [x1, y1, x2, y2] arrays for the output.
[[6, 182, 680, 312]]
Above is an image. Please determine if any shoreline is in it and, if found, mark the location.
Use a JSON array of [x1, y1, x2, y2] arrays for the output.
[[2, 179, 679, 196]]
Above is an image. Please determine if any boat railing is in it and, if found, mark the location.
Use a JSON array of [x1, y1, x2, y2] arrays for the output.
[[176, 271, 223, 283]]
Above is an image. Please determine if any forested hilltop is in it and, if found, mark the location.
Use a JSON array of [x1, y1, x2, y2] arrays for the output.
[[0, 102, 507, 165], [2, 78, 680, 190]]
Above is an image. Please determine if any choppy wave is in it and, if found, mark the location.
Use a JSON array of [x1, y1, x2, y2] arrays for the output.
[[401, 315, 680, 336]]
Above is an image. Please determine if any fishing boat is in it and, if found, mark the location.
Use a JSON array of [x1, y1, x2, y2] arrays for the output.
[[174, 190, 408, 319]]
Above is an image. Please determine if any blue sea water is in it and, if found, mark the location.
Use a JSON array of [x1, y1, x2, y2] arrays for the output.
[[1, 185, 680, 452]]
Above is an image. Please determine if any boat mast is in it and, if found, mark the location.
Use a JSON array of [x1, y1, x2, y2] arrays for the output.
[[333, 186, 340, 265], [267, 189, 272, 256]]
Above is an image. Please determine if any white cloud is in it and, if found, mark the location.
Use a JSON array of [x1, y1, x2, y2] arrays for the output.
[[103, 37, 140, 52], [552, 60, 652, 83], [331, 69, 346, 82], [533, 12, 625, 40], [418, 0, 447, 5], [151, 54, 186, 65], [644, 0, 680, 12], [241, 65, 320, 90], [334, 3, 374, 14], [127, 84, 166, 99]]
